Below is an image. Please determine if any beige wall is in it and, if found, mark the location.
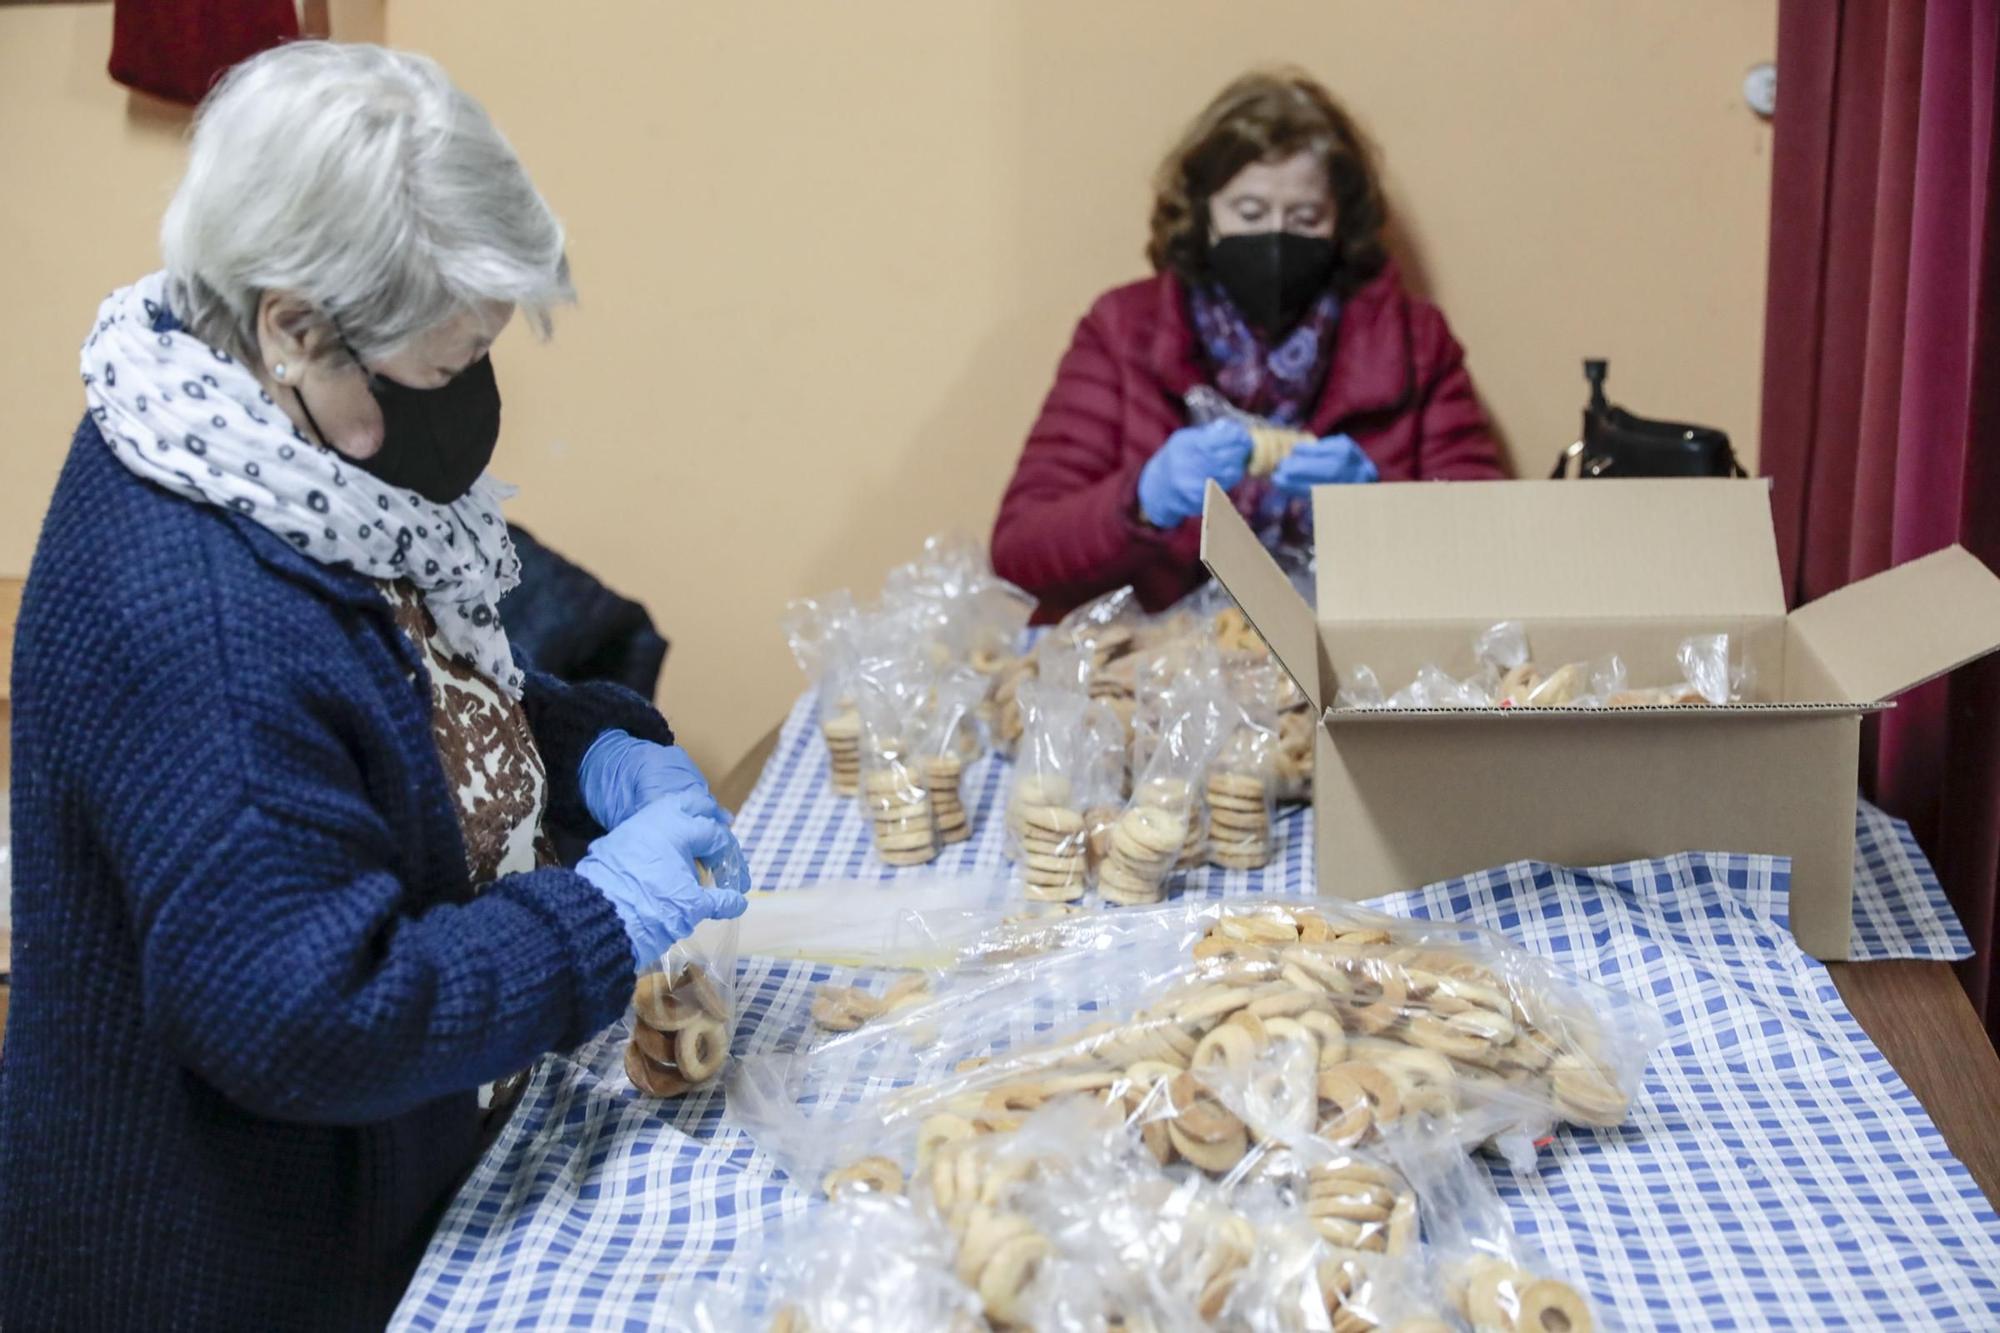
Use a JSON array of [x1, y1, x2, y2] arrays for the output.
[[2, 1, 1774, 774]]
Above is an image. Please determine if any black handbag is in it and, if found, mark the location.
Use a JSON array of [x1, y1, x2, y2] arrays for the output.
[[1549, 359, 1745, 479]]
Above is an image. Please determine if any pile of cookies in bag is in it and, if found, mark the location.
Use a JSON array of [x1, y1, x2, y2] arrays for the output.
[[708, 895, 1663, 1331]]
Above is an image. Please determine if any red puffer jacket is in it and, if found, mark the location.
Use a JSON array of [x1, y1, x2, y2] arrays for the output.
[[991, 266, 1506, 621]]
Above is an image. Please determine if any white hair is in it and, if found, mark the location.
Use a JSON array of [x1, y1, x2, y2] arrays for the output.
[[161, 42, 573, 366]]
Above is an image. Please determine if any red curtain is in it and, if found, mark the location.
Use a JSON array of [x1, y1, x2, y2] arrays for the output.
[[108, 0, 301, 107], [1762, 0, 2000, 1017]]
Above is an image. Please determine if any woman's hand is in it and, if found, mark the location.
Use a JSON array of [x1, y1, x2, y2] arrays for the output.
[[576, 794, 750, 969], [1270, 432, 1378, 495], [1136, 420, 1254, 528], [580, 730, 731, 830]]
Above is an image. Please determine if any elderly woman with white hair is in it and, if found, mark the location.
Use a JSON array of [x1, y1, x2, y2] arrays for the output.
[[0, 43, 745, 1329]]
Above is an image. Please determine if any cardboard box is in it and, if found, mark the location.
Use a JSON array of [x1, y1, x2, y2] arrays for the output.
[[1200, 479, 2000, 960]]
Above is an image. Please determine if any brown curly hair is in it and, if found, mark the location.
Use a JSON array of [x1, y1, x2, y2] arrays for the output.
[[1147, 67, 1388, 297]]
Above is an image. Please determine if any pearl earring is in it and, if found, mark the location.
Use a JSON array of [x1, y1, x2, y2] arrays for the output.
[[273, 363, 287, 381]]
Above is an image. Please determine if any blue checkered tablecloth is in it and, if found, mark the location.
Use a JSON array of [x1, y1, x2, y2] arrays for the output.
[[392, 693, 1994, 1331]]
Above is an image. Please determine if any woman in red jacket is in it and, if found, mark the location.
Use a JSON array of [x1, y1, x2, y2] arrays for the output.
[[992, 68, 1506, 620]]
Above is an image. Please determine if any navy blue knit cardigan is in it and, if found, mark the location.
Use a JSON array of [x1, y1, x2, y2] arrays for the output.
[[0, 424, 665, 1329]]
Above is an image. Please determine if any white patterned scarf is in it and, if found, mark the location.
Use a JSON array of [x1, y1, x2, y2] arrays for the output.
[[81, 271, 526, 697]]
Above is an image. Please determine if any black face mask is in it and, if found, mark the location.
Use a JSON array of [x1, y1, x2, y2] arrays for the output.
[[297, 344, 503, 505], [1206, 232, 1338, 341]]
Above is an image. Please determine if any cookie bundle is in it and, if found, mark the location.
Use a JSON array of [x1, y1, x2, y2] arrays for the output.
[[852, 624, 950, 867], [1205, 673, 1280, 871], [1018, 803, 1089, 903], [1098, 789, 1193, 906], [1105, 675, 1234, 904], [1245, 421, 1313, 477], [625, 962, 730, 1099], [1008, 774, 1088, 904], [1205, 767, 1272, 870], [923, 756, 970, 844], [820, 706, 862, 796], [1184, 386, 1314, 483], [1006, 678, 1117, 904], [863, 751, 941, 866]]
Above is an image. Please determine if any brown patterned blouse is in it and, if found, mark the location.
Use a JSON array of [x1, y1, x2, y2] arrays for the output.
[[381, 582, 556, 885]]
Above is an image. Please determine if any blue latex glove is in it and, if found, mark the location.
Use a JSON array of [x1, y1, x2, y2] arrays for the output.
[[580, 729, 731, 830], [1136, 420, 1254, 528], [1269, 433, 1378, 495], [577, 794, 750, 969]]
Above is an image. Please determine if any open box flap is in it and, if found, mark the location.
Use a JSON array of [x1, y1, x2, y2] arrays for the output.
[[1200, 480, 1322, 709], [1311, 479, 1787, 624], [1789, 545, 2000, 702]]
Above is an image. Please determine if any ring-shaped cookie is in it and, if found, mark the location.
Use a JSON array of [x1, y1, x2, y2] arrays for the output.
[[1166, 1072, 1243, 1144], [1167, 1119, 1249, 1173], [623, 1043, 690, 1099], [633, 973, 703, 1031], [1298, 1011, 1348, 1068], [673, 1017, 727, 1083], [1386, 1195, 1420, 1256], [1516, 1277, 1594, 1332], [1175, 984, 1254, 1028], [1314, 1071, 1373, 1145], [1405, 1012, 1491, 1062], [977, 1232, 1051, 1326], [1378, 1047, 1458, 1118], [1461, 1261, 1527, 1330], [820, 1155, 905, 1200], [631, 1021, 674, 1065], [1550, 1054, 1630, 1127], [915, 1111, 975, 1166], [952, 1205, 1030, 1284], [1350, 964, 1411, 1035]]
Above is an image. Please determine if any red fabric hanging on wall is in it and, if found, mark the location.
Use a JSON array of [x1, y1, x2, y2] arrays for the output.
[[108, 0, 301, 107], [1761, 0, 2000, 1019]]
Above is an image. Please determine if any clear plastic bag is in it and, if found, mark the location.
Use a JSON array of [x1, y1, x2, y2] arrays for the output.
[[1038, 585, 1142, 690], [1186, 384, 1315, 479], [732, 897, 1663, 1193], [854, 636, 943, 868], [623, 909, 743, 1099], [960, 579, 1035, 677], [1210, 661, 1283, 871], [918, 666, 987, 847], [782, 592, 865, 795], [1675, 632, 1749, 706], [1401, 1149, 1608, 1333], [703, 1190, 986, 1332], [986, 653, 1037, 761], [1108, 675, 1234, 903], [1006, 678, 1095, 903], [1352, 623, 1758, 713], [726, 898, 1662, 1331]]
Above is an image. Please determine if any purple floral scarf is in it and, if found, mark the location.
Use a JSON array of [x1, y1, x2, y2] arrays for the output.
[[1188, 282, 1342, 425]]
